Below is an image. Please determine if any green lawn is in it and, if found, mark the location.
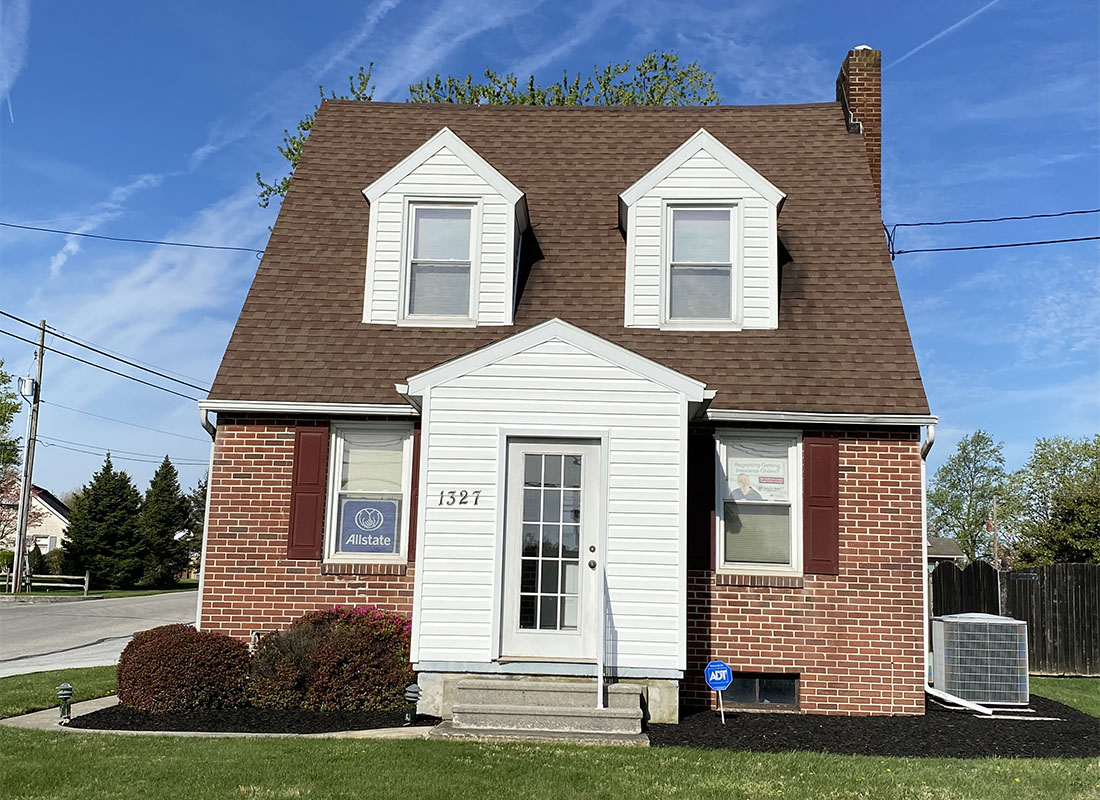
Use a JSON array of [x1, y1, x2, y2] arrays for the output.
[[1, 669, 1096, 800], [1031, 677, 1100, 718]]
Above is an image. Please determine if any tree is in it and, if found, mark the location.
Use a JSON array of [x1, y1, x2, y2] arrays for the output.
[[0, 359, 21, 470], [26, 542, 45, 577], [928, 430, 1009, 562], [1011, 435, 1100, 565], [181, 474, 208, 572], [136, 456, 190, 586], [257, 52, 720, 207], [65, 454, 143, 588], [0, 468, 44, 550]]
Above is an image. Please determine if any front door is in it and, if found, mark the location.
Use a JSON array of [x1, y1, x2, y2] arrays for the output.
[[501, 439, 601, 660]]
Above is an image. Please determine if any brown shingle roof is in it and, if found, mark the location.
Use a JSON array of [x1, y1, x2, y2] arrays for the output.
[[209, 101, 928, 415]]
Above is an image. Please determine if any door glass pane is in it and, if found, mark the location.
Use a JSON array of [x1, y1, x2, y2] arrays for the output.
[[522, 525, 539, 557], [563, 456, 581, 488], [408, 263, 470, 316], [724, 502, 791, 565], [543, 455, 562, 487], [541, 525, 560, 558], [524, 455, 541, 487], [519, 596, 536, 629], [672, 208, 730, 263], [561, 561, 578, 594], [670, 265, 731, 320], [561, 526, 580, 559], [539, 596, 558, 630], [562, 490, 581, 523], [560, 596, 578, 630], [542, 489, 561, 523], [413, 206, 471, 260], [540, 561, 558, 593], [523, 489, 540, 523], [520, 560, 537, 593]]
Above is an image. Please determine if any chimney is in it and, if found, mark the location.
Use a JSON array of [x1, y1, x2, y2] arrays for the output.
[[836, 46, 882, 208]]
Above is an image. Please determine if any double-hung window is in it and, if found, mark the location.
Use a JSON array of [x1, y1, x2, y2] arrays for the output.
[[405, 203, 475, 319], [667, 206, 736, 323], [326, 423, 414, 562], [716, 431, 801, 573]]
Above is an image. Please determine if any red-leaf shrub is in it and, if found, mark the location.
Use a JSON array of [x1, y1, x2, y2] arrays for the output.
[[117, 624, 249, 712], [249, 606, 414, 712]]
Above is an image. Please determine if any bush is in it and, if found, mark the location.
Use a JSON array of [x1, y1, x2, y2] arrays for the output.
[[0, 550, 12, 571], [44, 548, 67, 575], [250, 606, 413, 712], [117, 624, 250, 712]]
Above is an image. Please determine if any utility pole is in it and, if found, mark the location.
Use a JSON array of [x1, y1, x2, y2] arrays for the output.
[[12, 320, 45, 594], [991, 496, 999, 568]]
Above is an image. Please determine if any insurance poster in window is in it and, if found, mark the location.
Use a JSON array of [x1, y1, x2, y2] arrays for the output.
[[727, 454, 788, 502], [339, 498, 399, 554]]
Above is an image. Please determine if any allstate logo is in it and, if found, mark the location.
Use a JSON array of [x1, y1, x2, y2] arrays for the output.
[[354, 507, 385, 532]]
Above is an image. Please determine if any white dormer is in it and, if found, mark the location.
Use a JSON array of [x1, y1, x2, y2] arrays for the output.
[[619, 129, 785, 331], [362, 128, 528, 327]]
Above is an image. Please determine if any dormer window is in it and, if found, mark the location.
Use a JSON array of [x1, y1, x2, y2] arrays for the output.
[[407, 203, 475, 319], [668, 206, 736, 322]]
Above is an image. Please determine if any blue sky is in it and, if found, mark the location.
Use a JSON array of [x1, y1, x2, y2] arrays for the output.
[[1, 0, 1097, 496]]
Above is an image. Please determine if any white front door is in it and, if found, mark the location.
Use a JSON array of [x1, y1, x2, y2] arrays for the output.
[[501, 439, 601, 660]]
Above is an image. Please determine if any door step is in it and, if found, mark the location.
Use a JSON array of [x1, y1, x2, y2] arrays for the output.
[[450, 679, 644, 735], [430, 720, 649, 746]]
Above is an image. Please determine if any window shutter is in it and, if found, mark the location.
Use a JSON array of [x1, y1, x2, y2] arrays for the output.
[[406, 425, 421, 564], [287, 425, 330, 560], [803, 436, 840, 575], [687, 432, 716, 571]]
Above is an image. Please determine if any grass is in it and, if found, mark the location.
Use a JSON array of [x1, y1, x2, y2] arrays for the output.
[[1031, 677, 1100, 717], [1, 669, 1096, 799], [0, 666, 117, 719]]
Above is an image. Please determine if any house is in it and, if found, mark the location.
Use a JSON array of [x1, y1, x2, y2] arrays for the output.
[[927, 536, 966, 570], [0, 485, 70, 554], [196, 46, 936, 723]]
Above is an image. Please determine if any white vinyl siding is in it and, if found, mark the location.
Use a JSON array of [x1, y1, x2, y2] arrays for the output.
[[412, 338, 687, 673], [364, 145, 517, 326], [625, 147, 780, 330]]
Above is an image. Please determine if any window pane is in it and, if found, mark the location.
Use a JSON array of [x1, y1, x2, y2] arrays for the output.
[[413, 206, 471, 260], [563, 455, 582, 488], [336, 496, 400, 554], [724, 502, 791, 565], [760, 676, 798, 705], [543, 455, 562, 488], [670, 265, 731, 320], [341, 431, 405, 492], [522, 525, 539, 557], [723, 677, 757, 704], [520, 560, 537, 593], [541, 525, 560, 558], [540, 560, 558, 593], [524, 455, 541, 487], [672, 208, 730, 263], [408, 263, 470, 316], [519, 596, 536, 629], [727, 438, 790, 502], [539, 596, 558, 630]]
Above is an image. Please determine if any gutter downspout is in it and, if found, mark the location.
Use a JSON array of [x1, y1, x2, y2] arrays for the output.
[[194, 408, 217, 630]]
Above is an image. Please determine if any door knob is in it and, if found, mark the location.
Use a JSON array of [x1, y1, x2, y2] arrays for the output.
[[588, 560, 597, 570]]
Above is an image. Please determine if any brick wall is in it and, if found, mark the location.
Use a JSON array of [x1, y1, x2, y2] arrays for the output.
[[198, 416, 414, 639], [836, 46, 882, 207], [684, 430, 926, 715]]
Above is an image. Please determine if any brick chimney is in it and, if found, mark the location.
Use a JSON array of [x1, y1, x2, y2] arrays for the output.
[[836, 46, 882, 208]]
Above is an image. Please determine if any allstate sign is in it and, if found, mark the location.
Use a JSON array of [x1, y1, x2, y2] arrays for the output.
[[339, 499, 399, 554], [704, 660, 733, 691]]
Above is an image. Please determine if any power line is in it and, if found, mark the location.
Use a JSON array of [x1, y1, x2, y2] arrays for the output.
[[47, 324, 208, 386], [41, 401, 210, 443], [0, 220, 265, 256], [0, 328, 200, 401], [892, 208, 1099, 228], [0, 311, 211, 393], [38, 435, 207, 465], [893, 236, 1100, 256], [38, 440, 207, 466]]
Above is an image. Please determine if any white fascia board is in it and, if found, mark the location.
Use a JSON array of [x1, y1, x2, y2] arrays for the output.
[[405, 317, 707, 401], [197, 400, 418, 416], [619, 128, 786, 209], [707, 408, 938, 426], [362, 127, 524, 206]]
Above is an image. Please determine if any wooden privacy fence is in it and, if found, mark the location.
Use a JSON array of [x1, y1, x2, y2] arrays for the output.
[[930, 561, 1099, 676]]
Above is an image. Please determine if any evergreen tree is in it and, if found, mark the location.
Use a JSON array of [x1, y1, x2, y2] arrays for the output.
[[137, 456, 190, 586], [65, 454, 143, 588], [26, 542, 45, 577], [182, 474, 208, 572]]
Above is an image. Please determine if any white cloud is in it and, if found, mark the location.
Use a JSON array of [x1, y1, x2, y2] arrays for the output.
[[0, 0, 30, 103], [885, 0, 1002, 71], [508, 0, 625, 78]]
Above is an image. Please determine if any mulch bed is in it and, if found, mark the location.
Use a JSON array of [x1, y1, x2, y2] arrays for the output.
[[67, 705, 440, 735], [649, 697, 1100, 759]]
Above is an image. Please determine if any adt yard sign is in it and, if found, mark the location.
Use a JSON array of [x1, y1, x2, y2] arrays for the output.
[[705, 660, 732, 724], [705, 660, 733, 691]]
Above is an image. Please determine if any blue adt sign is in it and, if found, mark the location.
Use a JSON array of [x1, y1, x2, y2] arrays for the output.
[[339, 499, 399, 554], [705, 660, 733, 692]]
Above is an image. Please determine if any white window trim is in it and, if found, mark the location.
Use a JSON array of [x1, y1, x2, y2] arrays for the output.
[[397, 197, 482, 327], [324, 421, 415, 565], [660, 200, 743, 330], [714, 429, 802, 577]]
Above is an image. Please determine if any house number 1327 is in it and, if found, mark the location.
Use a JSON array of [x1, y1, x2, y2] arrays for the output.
[[438, 490, 481, 506]]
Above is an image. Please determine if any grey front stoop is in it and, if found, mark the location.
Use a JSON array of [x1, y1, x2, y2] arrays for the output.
[[446, 679, 644, 738]]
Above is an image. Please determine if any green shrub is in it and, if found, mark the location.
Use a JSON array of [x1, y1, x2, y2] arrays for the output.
[[250, 606, 413, 712], [26, 544, 45, 577], [0, 550, 12, 571], [44, 548, 67, 575], [117, 624, 249, 712]]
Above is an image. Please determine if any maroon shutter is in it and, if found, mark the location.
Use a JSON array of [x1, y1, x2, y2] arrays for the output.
[[287, 425, 330, 560], [803, 436, 840, 574], [406, 425, 421, 564], [687, 432, 717, 571]]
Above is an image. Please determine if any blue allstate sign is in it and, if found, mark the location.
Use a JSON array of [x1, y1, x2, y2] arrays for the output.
[[339, 499, 399, 554], [705, 660, 733, 691]]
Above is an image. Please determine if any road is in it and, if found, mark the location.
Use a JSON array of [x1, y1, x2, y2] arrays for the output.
[[0, 592, 197, 677]]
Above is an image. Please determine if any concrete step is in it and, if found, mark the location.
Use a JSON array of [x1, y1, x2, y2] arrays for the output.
[[455, 679, 640, 710], [429, 720, 649, 746], [450, 702, 643, 735]]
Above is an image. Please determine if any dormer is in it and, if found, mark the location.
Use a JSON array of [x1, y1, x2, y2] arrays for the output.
[[362, 128, 528, 327], [619, 129, 785, 331]]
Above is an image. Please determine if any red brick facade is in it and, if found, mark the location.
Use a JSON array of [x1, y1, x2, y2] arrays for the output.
[[683, 430, 925, 715], [198, 416, 414, 639], [836, 46, 882, 206], [201, 419, 924, 716]]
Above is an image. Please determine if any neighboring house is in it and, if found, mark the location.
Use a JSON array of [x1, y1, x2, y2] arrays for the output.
[[197, 47, 936, 722], [927, 536, 966, 570], [29, 487, 70, 553]]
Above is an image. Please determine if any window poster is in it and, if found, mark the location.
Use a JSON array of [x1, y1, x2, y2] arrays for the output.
[[727, 443, 789, 503], [339, 498, 399, 554]]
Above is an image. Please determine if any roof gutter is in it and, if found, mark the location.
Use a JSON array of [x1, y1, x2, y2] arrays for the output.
[[707, 409, 938, 426], [197, 399, 418, 417]]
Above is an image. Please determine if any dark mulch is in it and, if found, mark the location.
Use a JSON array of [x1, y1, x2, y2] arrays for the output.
[[67, 705, 440, 735], [649, 697, 1100, 759]]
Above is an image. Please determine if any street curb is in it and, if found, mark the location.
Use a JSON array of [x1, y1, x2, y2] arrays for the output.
[[0, 596, 104, 604]]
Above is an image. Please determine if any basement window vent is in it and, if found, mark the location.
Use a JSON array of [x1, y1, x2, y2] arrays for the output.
[[720, 673, 799, 709]]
